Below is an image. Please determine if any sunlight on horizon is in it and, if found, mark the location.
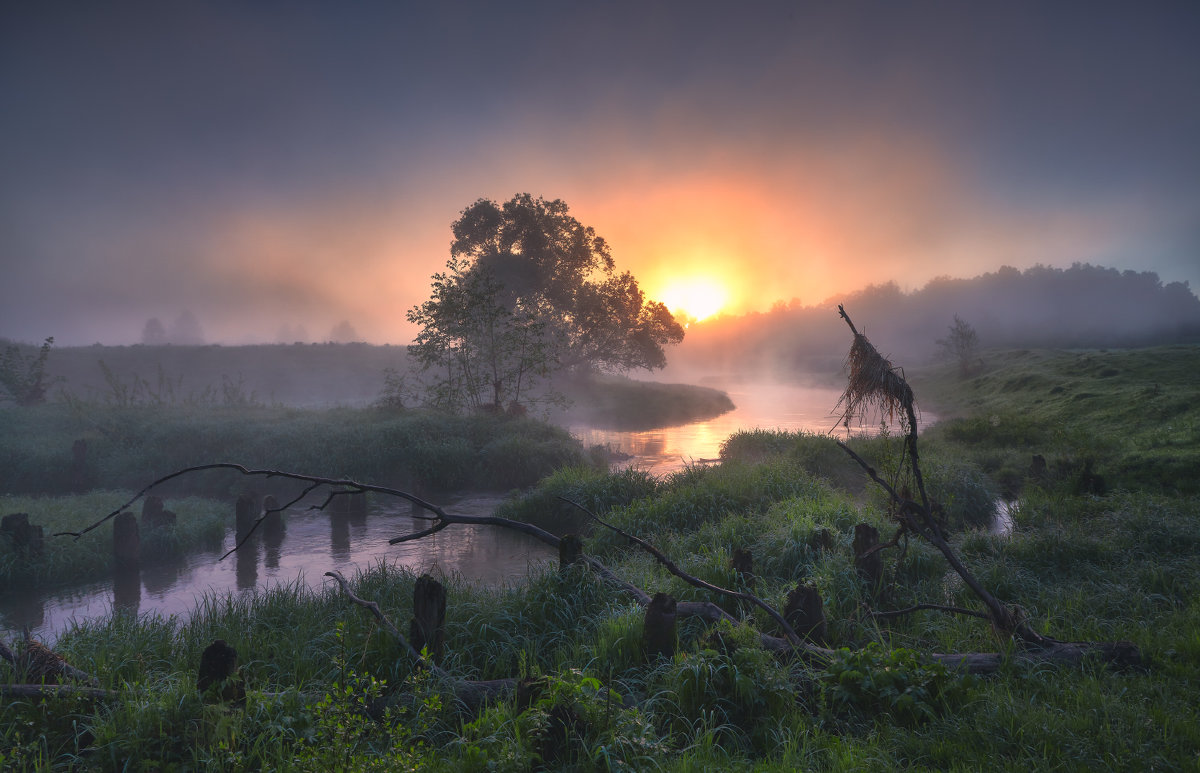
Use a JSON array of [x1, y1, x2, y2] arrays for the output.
[[658, 276, 730, 322]]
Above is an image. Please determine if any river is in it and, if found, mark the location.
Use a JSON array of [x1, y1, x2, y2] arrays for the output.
[[1, 381, 922, 643]]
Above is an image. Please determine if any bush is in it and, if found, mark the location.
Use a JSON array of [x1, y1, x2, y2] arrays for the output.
[[818, 643, 974, 726]]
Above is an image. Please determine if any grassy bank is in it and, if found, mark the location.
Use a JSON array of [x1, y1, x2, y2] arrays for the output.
[[3, 346, 1198, 770], [0, 492, 227, 588], [554, 372, 735, 430], [912, 345, 1200, 495], [0, 404, 596, 497]]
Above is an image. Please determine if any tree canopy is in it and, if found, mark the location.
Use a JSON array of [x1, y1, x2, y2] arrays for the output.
[[408, 194, 684, 410]]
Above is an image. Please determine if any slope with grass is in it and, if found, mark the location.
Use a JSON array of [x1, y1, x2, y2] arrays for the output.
[[2, 346, 1198, 770]]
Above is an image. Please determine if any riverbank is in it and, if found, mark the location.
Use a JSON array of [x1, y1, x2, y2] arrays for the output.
[[3, 345, 1198, 769]]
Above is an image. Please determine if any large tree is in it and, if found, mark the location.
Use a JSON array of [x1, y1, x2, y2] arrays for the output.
[[408, 194, 684, 408], [447, 194, 683, 371]]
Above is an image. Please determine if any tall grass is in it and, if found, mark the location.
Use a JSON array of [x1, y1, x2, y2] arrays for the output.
[[0, 404, 593, 497], [3, 346, 1199, 770]]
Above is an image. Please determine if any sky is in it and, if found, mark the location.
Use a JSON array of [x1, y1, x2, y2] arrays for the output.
[[2, 1, 1198, 345]]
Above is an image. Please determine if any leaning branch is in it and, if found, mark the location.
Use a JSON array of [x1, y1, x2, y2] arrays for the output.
[[325, 570, 515, 710], [559, 497, 807, 649]]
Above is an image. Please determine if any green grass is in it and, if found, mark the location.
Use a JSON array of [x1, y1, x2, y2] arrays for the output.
[[0, 403, 594, 497], [912, 345, 1200, 495], [554, 372, 735, 430], [3, 345, 1199, 770], [0, 491, 227, 587]]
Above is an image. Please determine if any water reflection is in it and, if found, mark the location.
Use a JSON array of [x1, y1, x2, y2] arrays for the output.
[[572, 382, 902, 477], [235, 537, 259, 591], [112, 565, 140, 615], [2, 493, 555, 645], [1, 383, 911, 644]]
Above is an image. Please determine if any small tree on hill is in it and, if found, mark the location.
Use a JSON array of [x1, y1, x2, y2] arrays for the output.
[[141, 317, 167, 345], [936, 314, 981, 375], [0, 337, 59, 405]]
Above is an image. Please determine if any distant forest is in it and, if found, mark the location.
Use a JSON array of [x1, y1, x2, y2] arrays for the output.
[[667, 263, 1200, 378]]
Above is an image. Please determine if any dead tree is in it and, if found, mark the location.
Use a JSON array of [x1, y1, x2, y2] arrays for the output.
[[832, 304, 1138, 662]]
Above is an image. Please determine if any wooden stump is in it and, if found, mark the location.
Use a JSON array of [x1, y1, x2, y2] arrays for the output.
[[558, 533, 583, 570], [853, 523, 882, 588], [784, 583, 827, 644], [643, 592, 677, 659], [141, 495, 176, 530], [197, 639, 245, 704], [810, 528, 835, 553], [730, 547, 755, 588], [112, 511, 139, 567], [409, 574, 447, 663], [235, 493, 258, 539], [1, 512, 44, 557]]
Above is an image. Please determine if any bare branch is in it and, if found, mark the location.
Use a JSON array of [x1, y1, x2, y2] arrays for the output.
[[872, 604, 991, 621], [558, 497, 807, 649], [324, 570, 438, 672], [325, 569, 516, 710], [54, 463, 448, 542]]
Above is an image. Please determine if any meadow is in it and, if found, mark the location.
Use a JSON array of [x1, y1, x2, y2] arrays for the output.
[[2, 345, 1198, 770]]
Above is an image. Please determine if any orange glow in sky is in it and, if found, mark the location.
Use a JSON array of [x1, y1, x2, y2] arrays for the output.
[[657, 276, 729, 322]]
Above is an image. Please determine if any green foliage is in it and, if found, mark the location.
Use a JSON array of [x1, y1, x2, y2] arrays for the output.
[[647, 620, 795, 748], [0, 337, 58, 406], [289, 623, 440, 772], [0, 404, 588, 495], [409, 194, 684, 412], [455, 668, 666, 770], [818, 643, 973, 725]]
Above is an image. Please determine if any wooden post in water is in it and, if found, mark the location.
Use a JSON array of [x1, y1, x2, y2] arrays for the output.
[[643, 592, 677, 659], [112, 511, 139, 567], [141, 495, 176, 530], [559, 533, 583, 571], [410, 574, 446, 663], [235, 493, 258, 539], [784, 583, 828, 644], [1, 513, 44, 558]]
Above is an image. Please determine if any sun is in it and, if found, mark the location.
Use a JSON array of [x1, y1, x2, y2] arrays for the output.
[[658, 277, 729, 323]]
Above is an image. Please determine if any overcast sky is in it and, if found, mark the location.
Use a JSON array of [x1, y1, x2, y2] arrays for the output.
[[2, 1, 1198, 345]]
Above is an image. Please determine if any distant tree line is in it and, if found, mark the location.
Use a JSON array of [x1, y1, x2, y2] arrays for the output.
[[673, 263, 1200, 375]]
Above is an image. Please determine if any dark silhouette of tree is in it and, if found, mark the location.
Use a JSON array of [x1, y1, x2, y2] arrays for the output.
[[407, 257, 553, 411], [141, 318, 167, 345], [168, 311, 205, 345], [443, 193, 683, 373], [0, 337, 58, 405], [329, 320, 358, 343], [936, 315, 981, 375]]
